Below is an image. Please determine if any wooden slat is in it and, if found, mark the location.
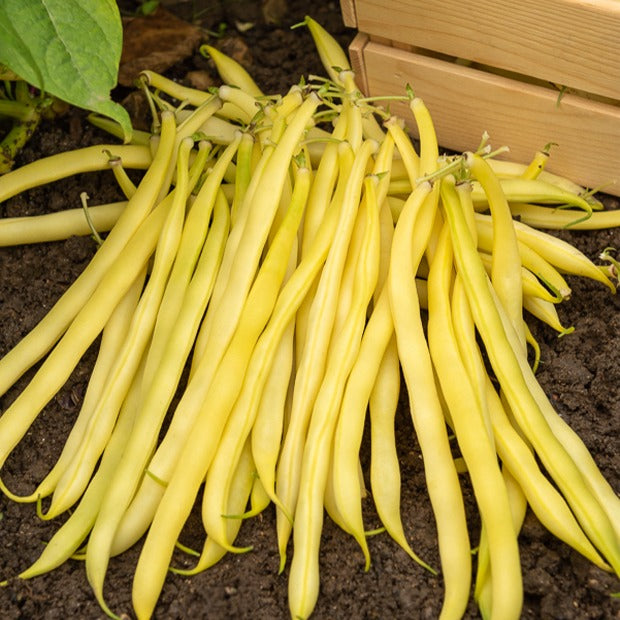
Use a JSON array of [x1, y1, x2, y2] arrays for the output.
[[339, 0, 357, 28], [354, 0, 620, 101], [360, 41, 620, 195], [368, 34, 392, 46], [349, 33, 369, 95]]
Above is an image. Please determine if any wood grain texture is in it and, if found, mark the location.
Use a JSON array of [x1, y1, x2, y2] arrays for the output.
[[354, 0, 620, 101], [349, 32, 369, 94], [360, 40, 620, 195], [339, 0, 357, 27]]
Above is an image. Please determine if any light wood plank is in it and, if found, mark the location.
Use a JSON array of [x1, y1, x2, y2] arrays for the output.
[[354, 0, 620, 101], [361, 41, 620, 195], [339, 0, 357, 28], [349, 33, 369, 95], [369, 34, 393, 46]]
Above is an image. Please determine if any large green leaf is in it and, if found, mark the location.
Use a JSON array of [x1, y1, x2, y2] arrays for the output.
[[0, 0, 131, 141]]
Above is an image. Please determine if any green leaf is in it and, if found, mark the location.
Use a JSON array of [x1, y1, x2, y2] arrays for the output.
[[0, 0, 132, 141]]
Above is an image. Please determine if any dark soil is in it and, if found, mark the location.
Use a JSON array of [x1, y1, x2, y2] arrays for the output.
[[0, 1, 619, 618]]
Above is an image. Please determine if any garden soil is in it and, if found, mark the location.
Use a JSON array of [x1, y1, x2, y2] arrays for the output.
[[0, 1, 618, 618]]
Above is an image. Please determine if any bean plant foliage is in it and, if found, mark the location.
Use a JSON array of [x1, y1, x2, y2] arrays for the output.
[[0, 0, 131, 141]]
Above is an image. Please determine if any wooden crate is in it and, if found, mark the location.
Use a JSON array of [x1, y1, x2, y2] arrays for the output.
[[340, 0, 620, 196]]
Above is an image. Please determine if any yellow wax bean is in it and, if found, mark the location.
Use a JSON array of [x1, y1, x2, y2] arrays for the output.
[[387, 176, 413, 195], [141, 69, 244, 122], [486, 158, 603, 209], [484, 213, 615, 292], [218, 84, 260, 123], [509, 203, 620, 230], [230, 132, 255, 226], [494, 287, 620, 545], [389, 156, 408, 181], [520, 148, 551, 180], [0, 111, 176, 396], [478, 251, 559, 304], [471, 177, 594, 221], [484, 375, 609, 570], [141, 135, 241, 390], [107, 152, 137, 199], [375, 196, 396, 300], [523, 294, 574, 336], [334, 283, 432, 571], [44, 138, 193, 519], [362, 111, 386, 143], [303, 15, 351, 86], [389, 182, 471, 620], [18, 354, 145, 580], [273, 85, 305, 120], [200, 166, 311, 550], [474, 467, 528, 619], [450, 274, 528, 618], [246, 456, 272, 519], [386, 194, 406, 222], [110, 190, 230, 556], [201, 45, 263, 97], [295, 138, 353, 370], [342, 99, 362, 156], [140, 70, 210, 106], [333, 180, 371, 332], [0, 144, 151, 202], [449, 274, 492, 440], [10, 266, 145, 504], [428, 214, 522, 619], [87, 113, 151, 145], [250, 313, 295, 509], [159, 98, 222, 200], [442, 164, 620, 575], [288, 175, 380, 620], [170, 438, 257, 578], [275, 140, 376, 570], [385, 116, 420, 187], [368, 131, 396, 223], [0, 183, 175, 476], [330, 179, 388, 568], [523, 321, 542, 372], [475, 219, 572, 300], [369, 329, 433, 569], [466, 153, 525, 348], [300, 111, 347, 257], [197, 115, 241, 145], [410, 97, 438, 176], [366, 198, 421, 563], [128, 96, 319, 620], [323, 451, 354, 536], [0, 201, 125, 246]]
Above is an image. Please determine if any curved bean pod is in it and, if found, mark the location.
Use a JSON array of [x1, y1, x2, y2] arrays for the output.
[[0, 201, 125, 247], [201, 45, 263, 98], [0, 144, 151, 202], [45, 138, 194, 519], [17, 354, 145, 580], [0, 112, 176, 396], [442, 167, 620, 575], [509, 202, 620, 230], [288, 174, 380, 620], [275, 139, 376, 570], [389, 181, 471, 620], [110, 189, 230, 555]]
